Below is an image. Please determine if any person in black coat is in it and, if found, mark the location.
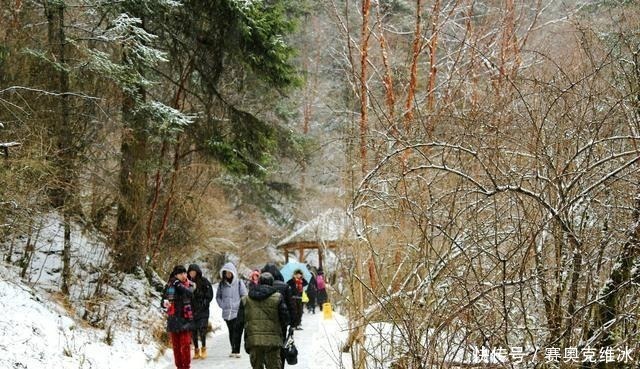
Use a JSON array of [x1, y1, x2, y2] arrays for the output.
[[162, 265, 195, 369], [261, 263, 293, 369], [286, 270, 308, 330], [306, 272, 318, 314], [187, 264, 214, 359]]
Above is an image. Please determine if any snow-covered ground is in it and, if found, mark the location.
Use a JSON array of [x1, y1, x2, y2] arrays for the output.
[[0, 213, 167, 369], [0, 266, 352, 369], [0, 212, 353, 369], [0, 263, 161, 369], [157, 301, 353, 369]]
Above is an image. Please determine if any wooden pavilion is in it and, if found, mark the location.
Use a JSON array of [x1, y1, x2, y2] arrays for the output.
[[277, 208, 360, 270]]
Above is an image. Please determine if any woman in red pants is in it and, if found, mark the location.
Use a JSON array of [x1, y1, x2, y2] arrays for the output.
[[162, 265, 196, 369]]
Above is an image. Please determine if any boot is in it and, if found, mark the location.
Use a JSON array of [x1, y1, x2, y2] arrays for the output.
[[193, 347, 201, 359], [200, 347, 207, 359]]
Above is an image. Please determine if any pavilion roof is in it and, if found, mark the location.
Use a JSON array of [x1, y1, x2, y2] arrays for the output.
[[276, 208, 361, 249]]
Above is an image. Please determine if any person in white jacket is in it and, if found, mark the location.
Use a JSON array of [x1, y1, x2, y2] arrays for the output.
[[216, 262, 247, 357]]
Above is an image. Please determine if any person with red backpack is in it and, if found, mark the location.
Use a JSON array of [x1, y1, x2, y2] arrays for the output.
[[316, 269, 328, 308]]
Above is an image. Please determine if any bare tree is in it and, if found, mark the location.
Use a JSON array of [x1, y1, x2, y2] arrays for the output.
[[327, 1, 640, 368]]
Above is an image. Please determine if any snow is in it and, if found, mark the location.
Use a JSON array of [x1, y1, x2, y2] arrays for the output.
[[0, 264, 159, 369], [0, 270, 353, 369], [157, 301, 353, 369], [0, 212, 355, 369], [276, 208, 362, 248], [0, 212, 165, 369]]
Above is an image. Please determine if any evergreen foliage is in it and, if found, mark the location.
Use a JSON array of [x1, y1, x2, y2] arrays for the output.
[[153, 0, 307, 178]]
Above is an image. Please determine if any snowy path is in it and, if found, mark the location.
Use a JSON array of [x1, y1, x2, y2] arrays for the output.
[[161, 309, 353, 369]]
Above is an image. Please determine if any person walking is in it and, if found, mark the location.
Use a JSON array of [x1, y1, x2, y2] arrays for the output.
[[187, 264, 213, 359], [261, 263, 293, 369], [261, 263, 294, 323], [162, 265, 195, 369], [216, 262, 247, 358], [286, 269, 307, 330], [241, 272, 290, 369], [306, 271, 318, 314], [315, 269, 328, 308]]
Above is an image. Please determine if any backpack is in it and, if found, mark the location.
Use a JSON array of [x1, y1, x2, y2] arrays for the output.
[[316, 275, 325, 290]]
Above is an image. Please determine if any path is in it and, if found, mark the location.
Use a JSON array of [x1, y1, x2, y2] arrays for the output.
[[161, 308, 353, 369]]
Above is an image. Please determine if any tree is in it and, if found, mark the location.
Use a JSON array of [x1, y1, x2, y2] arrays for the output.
[[326, 0, 640, 368], [92, 0, 305, 272], [44, 0, 75, 294], [83, 5, 194, 272]]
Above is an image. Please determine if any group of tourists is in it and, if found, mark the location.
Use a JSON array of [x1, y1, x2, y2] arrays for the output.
[[161, 261, 329, 369]]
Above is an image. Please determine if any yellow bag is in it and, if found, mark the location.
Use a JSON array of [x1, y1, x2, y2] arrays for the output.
[[302, 291, 309, 303]]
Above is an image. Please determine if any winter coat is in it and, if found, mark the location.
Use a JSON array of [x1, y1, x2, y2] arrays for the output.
[[286, 277, 308, 299], [187, 264, 214, 328], [241, 285, 289, 350], [306, 275, 318, 305], [316, 272, 328, 306], [261, 263, 294, 328], [162, 278, 195, 333], [215, 262, 247, 321]]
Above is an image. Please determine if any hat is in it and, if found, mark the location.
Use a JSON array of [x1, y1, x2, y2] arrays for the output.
[[261, 263, 285, 281], [172, 265, 187, 277], [259, 272, 274, 286]]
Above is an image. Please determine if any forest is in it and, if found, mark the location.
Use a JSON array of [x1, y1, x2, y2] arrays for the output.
[[1, 0, 639, 368]]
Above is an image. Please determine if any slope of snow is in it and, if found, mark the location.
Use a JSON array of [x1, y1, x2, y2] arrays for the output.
[[1, 213, 166, 369], [0, 263, 161, 369]]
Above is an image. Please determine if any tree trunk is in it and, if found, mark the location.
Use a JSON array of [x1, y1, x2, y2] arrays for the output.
[[112, 0, 153, 274], [425, 0, 440, 131], [359, 0, 371, 177], [61, 210, 71, 294], [115, 85, 148, 272], [401, 0, 422, 167], [45, 0, 74, 294], [404, 0, 422, 126], [374, 2, 395, 123], [591, 191, 640, 369]]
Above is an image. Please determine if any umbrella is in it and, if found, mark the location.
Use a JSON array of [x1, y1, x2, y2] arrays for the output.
[[279, 261, 312, 283]]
